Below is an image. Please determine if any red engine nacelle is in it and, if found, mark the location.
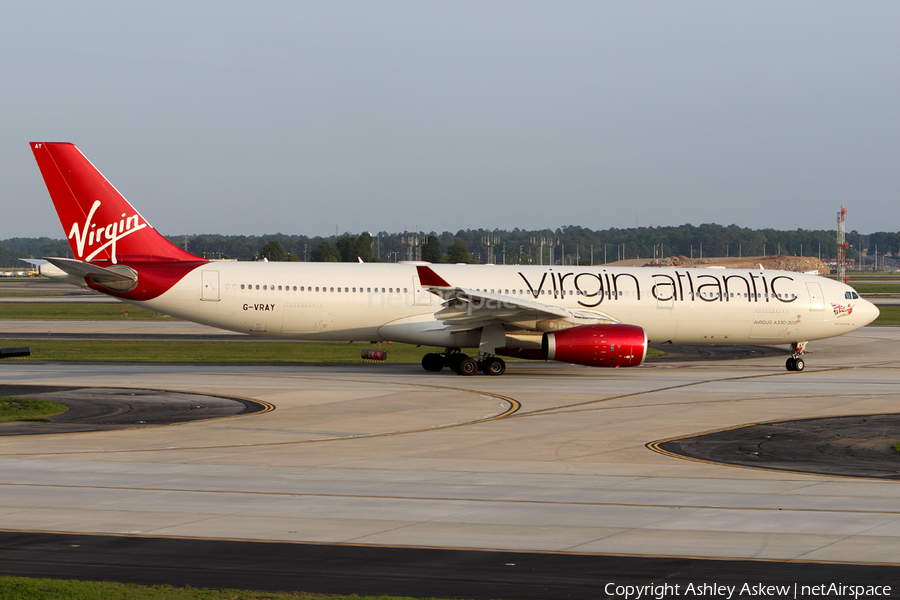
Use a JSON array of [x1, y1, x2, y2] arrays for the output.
[[542, 324, 647, 368]]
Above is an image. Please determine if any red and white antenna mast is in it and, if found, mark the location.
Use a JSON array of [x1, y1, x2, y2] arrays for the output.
[[837, 206, 848, 283]]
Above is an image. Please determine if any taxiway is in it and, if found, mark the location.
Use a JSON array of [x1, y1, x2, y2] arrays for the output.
[[1, 326, 899, 595]]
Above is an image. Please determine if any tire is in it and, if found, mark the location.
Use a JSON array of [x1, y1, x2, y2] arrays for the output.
[[422, 353, 445, 372], [785, 357, 796, 371], [793, 357, 805, 372], [455, 357, 478, 376], [481, 357, 506, 376], [447, 353, 467, 370]]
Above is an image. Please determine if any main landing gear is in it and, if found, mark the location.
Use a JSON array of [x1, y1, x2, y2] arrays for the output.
[[421, 351, 506, 376], [785, 341, 807, 372]]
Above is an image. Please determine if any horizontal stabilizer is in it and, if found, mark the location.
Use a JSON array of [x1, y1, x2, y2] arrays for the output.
[[44, 257, 138, 291]]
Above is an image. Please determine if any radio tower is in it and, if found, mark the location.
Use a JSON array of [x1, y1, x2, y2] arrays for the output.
[[836, 206, 848, 283]]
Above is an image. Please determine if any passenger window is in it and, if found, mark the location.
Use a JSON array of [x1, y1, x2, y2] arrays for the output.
[[255, 285, 260, 290]]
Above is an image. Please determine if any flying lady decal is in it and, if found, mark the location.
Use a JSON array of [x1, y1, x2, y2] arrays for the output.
[[831, 303, 854, 318]]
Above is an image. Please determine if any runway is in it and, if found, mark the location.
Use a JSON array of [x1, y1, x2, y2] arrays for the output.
[[1, 326, 899, 596]]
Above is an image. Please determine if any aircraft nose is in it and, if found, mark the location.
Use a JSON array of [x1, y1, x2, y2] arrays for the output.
[[858, 299, 880, 326]]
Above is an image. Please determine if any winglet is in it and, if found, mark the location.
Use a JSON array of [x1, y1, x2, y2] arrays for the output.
[[416, 265, 452, 288]]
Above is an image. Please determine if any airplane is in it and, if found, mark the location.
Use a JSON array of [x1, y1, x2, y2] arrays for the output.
[[29, 141, 880, 375]]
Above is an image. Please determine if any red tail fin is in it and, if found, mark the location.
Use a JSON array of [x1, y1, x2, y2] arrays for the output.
[[30, 142, 200, 264]]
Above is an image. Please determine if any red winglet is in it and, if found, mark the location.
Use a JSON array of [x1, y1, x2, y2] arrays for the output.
[[416, 265, 452, 288]]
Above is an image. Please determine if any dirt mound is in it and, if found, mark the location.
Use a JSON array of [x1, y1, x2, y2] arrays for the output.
[[649, 255, 831, 274]]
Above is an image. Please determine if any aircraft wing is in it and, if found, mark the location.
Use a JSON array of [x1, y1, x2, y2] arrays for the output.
[[416, 265, 616, 333]]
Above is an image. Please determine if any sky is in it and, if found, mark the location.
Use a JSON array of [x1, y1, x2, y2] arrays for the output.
[[2, 2, 899, 240]]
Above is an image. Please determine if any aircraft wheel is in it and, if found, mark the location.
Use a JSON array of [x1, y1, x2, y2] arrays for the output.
[[455, 357, 478, 376], [481, 357, 506, 376], [447, 353, 467, 371], [422, 353, 445, 372], [785, 357, 796, 371], [793, 357, 805, 372]]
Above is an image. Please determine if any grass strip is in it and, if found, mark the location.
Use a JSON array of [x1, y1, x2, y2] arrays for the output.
[[0, 576, 429, 600], [0, 303, 173, 320], [0, 397, 68, 422], [852, 284, 900, 294], [0, 339, 428, 363], [0, 338, 666, 364], [0, 292, 66, 297], [871, 305, 900, 325]]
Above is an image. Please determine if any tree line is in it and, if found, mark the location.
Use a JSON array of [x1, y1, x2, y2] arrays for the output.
[[2, 224, 898, 267]]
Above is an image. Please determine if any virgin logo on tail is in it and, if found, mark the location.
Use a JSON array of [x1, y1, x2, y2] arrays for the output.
[[69, 200, 148, 264]]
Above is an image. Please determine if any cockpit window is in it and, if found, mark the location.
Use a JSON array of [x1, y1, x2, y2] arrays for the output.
[[846, 291, 860, 299]]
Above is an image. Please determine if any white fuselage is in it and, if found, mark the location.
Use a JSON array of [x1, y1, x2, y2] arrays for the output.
[[127, 261, 878, 350]]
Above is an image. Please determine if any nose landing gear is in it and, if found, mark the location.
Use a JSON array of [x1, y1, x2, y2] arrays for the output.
[[785, 342, 807, 372]]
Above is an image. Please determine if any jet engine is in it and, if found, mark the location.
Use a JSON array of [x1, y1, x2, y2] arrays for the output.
[[542, 324, 647, 368]]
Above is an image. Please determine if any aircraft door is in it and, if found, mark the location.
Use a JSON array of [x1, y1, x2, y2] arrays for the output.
[[201, 270, 220, 301], [656, 296, 674, 309], [806, 282, 824, 311]]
